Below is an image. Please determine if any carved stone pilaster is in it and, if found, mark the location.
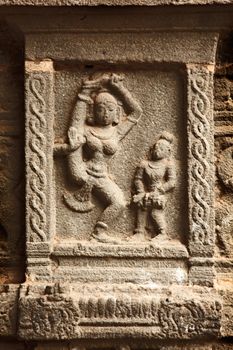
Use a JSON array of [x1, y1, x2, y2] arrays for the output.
[[25, 61, 54, 279], [187, 65, 215, 258]]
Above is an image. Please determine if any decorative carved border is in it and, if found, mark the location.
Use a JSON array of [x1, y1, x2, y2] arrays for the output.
[[25, 61, 54, 278], [187, 65, 215, 257], [18, 285, 221, 340], [24, 62, 216, 286], [27, 74, 47, 242]]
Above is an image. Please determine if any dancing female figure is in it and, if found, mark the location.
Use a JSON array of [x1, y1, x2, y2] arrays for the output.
[[57, 74, 142, 243]]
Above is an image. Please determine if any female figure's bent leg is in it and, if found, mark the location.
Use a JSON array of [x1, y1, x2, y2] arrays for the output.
[[68, 149, 88, 185], [65, 150, 94, 212], [92, 177, 126, 243]]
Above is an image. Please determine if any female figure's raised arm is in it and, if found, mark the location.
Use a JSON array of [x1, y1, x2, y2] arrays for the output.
[[109, 74, 142, 140], [68, 83, 94, 150], [54, 81, 93, 155]]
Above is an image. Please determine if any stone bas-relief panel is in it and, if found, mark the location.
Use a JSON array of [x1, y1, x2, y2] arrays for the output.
[[19, 7, 219, 343], [54, 69, 187, 248], [0, 3, 231, 348]]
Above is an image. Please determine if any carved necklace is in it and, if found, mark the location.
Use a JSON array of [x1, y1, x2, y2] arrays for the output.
[[89, 126, 116, 140], [148, 160, 163, 169]]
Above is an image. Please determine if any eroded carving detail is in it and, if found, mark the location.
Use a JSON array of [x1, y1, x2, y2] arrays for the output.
[[27, 75, 47, 242], [132, 132, 176, 241], [19, 290, 79, 339], [55, 73, 142, 244], [158, 299, 221, 338], [188, 66, 214, 254], [18, 286, 221, 340], [78, 296, 158, 323]]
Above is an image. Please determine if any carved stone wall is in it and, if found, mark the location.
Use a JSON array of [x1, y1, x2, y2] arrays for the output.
[[0, 2, 232, 350]]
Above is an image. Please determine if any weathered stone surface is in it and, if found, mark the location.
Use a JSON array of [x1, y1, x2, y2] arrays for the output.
[[25, 60, 55, 280], [187, 64, 215, 257], [25, 32, 218, 64], [217, 287, 233, 337], [18, 284, 221, 340], [19, 286, 79, 340], [0, 3, 232, 349], [20, 16, 217, 292]]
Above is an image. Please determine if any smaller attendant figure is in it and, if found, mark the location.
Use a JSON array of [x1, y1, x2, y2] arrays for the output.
[[132, 132, 176, 241]]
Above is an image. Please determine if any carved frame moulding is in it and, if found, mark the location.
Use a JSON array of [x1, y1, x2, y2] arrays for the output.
[[25, 60, 55, 279], [19, 11, 220, 340]]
